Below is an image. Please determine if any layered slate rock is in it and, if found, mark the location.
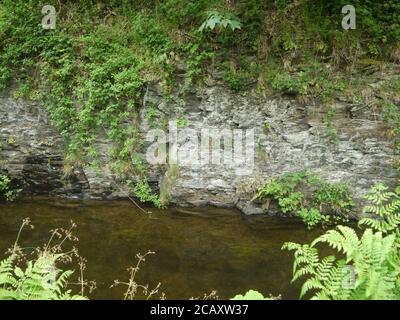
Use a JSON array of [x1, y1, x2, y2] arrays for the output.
[[0, 81, 398, 214]]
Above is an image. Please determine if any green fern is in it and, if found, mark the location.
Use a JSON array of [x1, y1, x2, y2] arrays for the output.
[[0, 253, 87, 300], [0, 255, 18, 299], [359, 183, 400, 235], [283, 225, 400, 300]]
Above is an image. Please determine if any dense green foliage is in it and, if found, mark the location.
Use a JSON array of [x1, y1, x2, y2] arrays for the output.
[[254, 170, 353, 228], [283, 183, 400, 300]]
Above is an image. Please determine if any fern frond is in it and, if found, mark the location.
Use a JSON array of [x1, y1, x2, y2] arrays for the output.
[[0, 253, 86, 300], [312, 225, 360, 260]]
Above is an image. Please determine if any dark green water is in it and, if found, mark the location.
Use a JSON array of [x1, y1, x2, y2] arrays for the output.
[[0, 197, 325, 300]]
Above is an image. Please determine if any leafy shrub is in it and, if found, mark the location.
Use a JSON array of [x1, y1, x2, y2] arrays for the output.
[[199, 10, 242, 32], [131, 179, 161, 208], [269, 63, 346, 98], [313, 181, 354, 214], [254, 170, 353, 228], [0, 174, 18, 201], [297, 208, 328, 229], [224, 66, 253, 92]]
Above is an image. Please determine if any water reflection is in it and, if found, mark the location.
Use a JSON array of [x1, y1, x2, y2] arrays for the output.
[[0, 197, 324, 300]]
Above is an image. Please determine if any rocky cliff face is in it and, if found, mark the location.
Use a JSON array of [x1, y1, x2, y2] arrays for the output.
[[0, 83, 398, 214]]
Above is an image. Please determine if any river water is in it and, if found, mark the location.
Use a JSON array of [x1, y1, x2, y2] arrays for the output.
[[0, 197, 325, 300]]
